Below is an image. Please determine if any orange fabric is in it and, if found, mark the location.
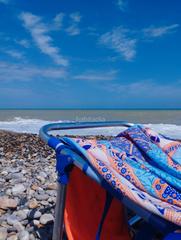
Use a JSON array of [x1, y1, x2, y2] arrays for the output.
[[64, 167, 130, 240]]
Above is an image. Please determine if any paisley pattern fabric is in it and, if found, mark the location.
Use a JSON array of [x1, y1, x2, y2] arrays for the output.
[[74, 125, 181, 226]]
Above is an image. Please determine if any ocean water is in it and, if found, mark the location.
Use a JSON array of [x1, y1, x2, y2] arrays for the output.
[[0, 109, 181, 138]]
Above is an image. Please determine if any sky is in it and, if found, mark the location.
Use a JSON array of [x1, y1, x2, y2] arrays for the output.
[[0, 0, 181, 109]]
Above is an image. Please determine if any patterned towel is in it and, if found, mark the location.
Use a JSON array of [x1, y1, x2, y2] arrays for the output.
[[75, 125, 181, 226]]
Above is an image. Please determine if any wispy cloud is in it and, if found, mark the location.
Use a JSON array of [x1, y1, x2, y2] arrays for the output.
[[143, 24, 179, 38], [0, 87, 33, 97], [66, 12, 82, 36], [0, 61, 67, 81], [117, 0, 127, 11], [101, 79, 181, 99], [5, 49, 24, 59], [99, 22, 179, 61], [19, 12, 68, 66], [53, 12, 65, 29], [16, 39, 30, 48], [99, 27, 137, 61], [74, 70, 118, 81]]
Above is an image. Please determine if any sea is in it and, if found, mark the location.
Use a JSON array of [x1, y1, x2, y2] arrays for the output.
[[0, 109, 181, 138]]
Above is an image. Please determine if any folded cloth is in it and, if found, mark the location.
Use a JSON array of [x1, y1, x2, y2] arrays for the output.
[[74, 125, 181, 226]]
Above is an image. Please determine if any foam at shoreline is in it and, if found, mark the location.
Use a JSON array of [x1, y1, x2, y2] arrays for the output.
[[0, 117, 181, 139]]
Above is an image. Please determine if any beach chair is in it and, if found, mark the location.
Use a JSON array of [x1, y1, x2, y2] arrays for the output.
[[39, 121, 181, 240]]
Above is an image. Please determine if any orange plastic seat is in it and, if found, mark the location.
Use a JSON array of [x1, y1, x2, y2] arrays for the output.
[[64, 167, 131, 240]]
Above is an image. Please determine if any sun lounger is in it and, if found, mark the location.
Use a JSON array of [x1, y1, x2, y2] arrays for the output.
[[39, 121, 181, 240]]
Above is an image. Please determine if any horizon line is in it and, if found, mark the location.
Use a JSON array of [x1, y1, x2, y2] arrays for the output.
[[0, 108, 181, 111]]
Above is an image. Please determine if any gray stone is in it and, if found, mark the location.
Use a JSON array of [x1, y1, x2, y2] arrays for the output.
[[13, 221, 25, 232], [29, 234, 35, 240], [12, 184, 26, 196], [33, 220, 39, 226], [40, 214, 54, 225], [11, 173, 24, 179], [7, 215, 18, 225], [14, 210, 28, 221], [36, 176, 45, 184], [39, 172, 47, 178], [33, 210, 41, 219], [20, 220, 28, 226], [5, 189, 12, 196], [18, 230, 30, 240], [0, 227, 7, 240], [7, 234, 18, 240], [41, 201, 49, 206], [35, 193, 49, 201]]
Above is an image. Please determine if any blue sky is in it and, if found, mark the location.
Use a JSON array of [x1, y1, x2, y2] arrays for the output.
[[0, 0, 181, 109]]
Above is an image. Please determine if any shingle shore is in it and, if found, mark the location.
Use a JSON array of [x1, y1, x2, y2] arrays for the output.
[[0, 131, 111, 240], [0, 131, 56, 240]]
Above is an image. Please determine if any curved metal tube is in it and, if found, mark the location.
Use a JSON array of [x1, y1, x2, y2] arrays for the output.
[[39, 121, 134, 143]]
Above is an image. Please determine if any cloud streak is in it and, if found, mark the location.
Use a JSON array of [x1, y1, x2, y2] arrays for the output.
[[66, 12, 82, 36], [16, 39, 30, 48], [0, 61, 67, 81], [99, 27, 137, 61], [143, 24, 179, 38], [53, 12, 65, 29], [99, 23, 179, 61], [19, 12, 68, 66], [74, 70, 118, 81], [101, 79, 181, 100], [5, 49, 24, 59], [117, 0, 127, 11]]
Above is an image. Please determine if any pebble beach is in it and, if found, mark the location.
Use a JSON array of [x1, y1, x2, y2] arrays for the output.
[[0, 130, 112, 240], [0, 130, 57, 240]]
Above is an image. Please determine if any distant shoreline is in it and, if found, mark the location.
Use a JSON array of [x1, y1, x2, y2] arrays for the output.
[[1, 108, 181, 111]]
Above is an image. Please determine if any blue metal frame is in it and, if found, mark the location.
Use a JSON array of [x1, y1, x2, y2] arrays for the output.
[[39, 121, 178, 240]]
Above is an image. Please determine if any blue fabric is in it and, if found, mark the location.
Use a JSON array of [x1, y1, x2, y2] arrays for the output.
[[96, 192, 113, 240], [164, 233, 181, 240], [73, 125, 181, 227]]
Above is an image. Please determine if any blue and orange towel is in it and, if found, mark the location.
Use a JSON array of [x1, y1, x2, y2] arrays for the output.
[[64, 125, 181, 239]]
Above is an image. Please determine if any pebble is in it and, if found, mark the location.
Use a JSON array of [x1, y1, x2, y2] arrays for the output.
[[28, 199, 38, 209], [33, 211, 41, 219], [39, 172, 47, 178], [12, 184, 26, 196], [10, 173, 24, 180], [18, 230, 30, 240], [35, 194, 49, 201], [0, 227, 7, 240], [46, 183, 57, 190], [13, 221, 25, 232], [0, 197, 17, 210], [29, 234, 35, 240], [39, 214, 54, 225], [14, 210, 28, 221], [33, 219, 39, 226], [7, 234, 18, 240], [36, 176, 45, 184], [7, 215, 18, 226]]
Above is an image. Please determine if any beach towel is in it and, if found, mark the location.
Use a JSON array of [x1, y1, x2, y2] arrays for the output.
[[71, 125, 181, 226]]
